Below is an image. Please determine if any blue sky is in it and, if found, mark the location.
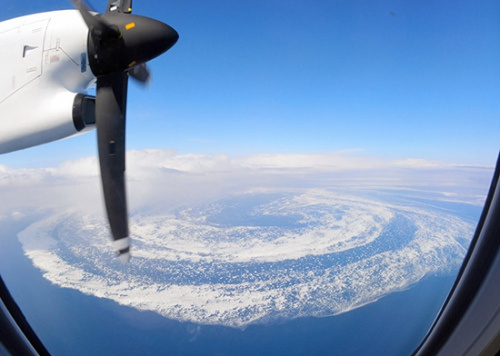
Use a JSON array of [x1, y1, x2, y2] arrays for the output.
[[1, 0, 499, 168]]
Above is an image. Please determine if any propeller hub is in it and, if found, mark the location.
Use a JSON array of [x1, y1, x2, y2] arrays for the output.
[[88, 14, 178, 77]]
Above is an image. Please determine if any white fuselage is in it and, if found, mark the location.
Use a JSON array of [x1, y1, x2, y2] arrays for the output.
[[0, 10, 96, 154]]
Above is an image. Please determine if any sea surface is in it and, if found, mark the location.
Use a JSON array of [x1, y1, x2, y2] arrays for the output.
[[0, 214, 461, 356]]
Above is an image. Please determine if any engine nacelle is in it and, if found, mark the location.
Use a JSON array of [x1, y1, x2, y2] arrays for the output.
[[73, 93, 96, 132], [0, 91, 95, 154], [0, 10, 96, 155]]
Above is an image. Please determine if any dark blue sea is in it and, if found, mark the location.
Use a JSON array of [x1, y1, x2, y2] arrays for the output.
[[0, 214, 462, 356]]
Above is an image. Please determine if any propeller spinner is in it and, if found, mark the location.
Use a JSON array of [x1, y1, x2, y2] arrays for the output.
[[72, 0, 178, 262]]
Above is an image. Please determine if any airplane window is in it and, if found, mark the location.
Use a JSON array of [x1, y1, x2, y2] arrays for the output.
[[0, 1, 499, 355]]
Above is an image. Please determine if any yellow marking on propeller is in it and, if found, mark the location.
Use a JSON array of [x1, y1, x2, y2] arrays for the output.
[[125, 22, 136, 30], [128, 61, 137, 68]]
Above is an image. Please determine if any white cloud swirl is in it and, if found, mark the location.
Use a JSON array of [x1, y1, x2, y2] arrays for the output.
[[17, 189, 474, 328]]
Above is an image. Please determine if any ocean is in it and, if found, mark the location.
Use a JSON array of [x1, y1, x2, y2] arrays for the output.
[[0, 215, 457, 356]]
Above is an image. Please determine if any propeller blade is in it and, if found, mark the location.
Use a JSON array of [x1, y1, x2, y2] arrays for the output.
[[107, 0, 133, 13], [71, 0, 120, 39], [71, 0, 98, 27], [96, 72, 130, 262], [71, 0, 178, 261], [129, 63, 151, 84]]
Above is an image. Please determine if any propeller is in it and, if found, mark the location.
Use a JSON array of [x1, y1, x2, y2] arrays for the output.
[[72, 0, 178, 262]]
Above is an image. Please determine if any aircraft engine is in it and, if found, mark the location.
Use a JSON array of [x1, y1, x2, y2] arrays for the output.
[[0, 91, 96, 154], [72, 93, 96, 132]]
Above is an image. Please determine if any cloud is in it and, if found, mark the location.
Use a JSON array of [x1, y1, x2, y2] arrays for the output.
[[0, 164, 52, 185], [1, 149, 493, 327], [0, 149, 493, 218], [391, 158, 450, 168], [1, 149, 489, 180], [54, 156, 99, 178], [235, 152, 387, 171], [16, 188, 475, 328]]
